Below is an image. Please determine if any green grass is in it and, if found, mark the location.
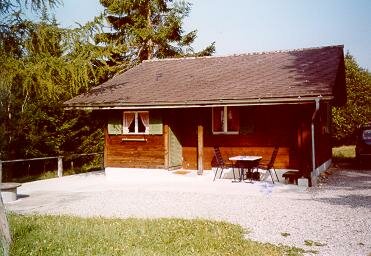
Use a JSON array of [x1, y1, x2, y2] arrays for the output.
[[304, 240, 327, 247], [13, 169, 81, 183], [11, 164, 102, 183], [6, 214, 304, 256], [281, 232, 291, 237], [332, 145, 356, 160]]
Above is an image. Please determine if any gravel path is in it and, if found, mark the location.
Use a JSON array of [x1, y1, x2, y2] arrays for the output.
[[5, 168, 371, 256]]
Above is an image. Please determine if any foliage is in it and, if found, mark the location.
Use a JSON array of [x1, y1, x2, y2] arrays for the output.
[[332, 53, 371, 145], [332, 145, 355, 160], [0, 1, 60, 58], [0, 15, 108, 100], [0, 0, 213, 177], [11, 155, 104, 183], [0, 0, 60, 16], [8, 214, 303, 256], [0, 8, 107, 161], [97, 0, 215, 66], [0, 97, 104, 165]]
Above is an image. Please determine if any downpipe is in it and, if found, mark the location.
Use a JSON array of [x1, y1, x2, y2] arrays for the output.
[[310, 97, 321, 186]]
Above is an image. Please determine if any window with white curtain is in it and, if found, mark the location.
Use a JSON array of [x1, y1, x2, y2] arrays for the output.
[[212, 106, 239, 134], [123, 111, 149, 134]]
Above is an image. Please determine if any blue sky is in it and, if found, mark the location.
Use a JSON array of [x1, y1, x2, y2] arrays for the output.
[[54, 0, 370, 70]]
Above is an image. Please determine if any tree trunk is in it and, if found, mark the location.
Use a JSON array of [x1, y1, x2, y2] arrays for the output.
[[147, 5, 153, 60], [0, 194, 11, 256]]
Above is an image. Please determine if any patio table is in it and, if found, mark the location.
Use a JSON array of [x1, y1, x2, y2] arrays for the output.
[[229, 156, 262, 183]]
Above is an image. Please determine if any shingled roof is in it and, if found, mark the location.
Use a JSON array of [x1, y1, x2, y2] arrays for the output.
[[65, 45, 346, 109]]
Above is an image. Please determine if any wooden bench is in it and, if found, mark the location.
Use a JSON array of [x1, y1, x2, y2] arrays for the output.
[[282, 171, 302, 185], [1, 183, 21, 203]]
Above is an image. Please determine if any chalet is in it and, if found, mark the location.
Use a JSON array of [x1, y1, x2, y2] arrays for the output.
[[65, 45, 346, 184]]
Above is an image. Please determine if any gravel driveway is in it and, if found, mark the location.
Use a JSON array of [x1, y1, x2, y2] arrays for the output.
[[5, 167, 371, 256]]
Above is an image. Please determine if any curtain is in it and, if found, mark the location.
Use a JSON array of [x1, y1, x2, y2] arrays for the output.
[[228, 107, 239, 132], [139, 112, 149, 133], [123, 112, 135, 133], [213, 107, 223, 132]]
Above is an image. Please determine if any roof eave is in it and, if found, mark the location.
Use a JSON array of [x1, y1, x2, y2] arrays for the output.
[[64, 95, 333, 110]]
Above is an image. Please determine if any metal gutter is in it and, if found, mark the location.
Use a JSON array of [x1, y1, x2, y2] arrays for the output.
[[310, 97, 321, 186], [65, 95, 333, 110]]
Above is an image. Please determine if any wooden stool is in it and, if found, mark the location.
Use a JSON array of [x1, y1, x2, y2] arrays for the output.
[[282, 171, 302, 184]]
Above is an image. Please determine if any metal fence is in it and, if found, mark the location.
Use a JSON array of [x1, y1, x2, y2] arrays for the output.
[[0, 153, 103, 183]]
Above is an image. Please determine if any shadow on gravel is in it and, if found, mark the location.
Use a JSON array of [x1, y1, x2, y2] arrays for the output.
[[309, 194, 371, 209], [302, 163, 371, 208], [332, 157, 371, 170], [17, 194, 29, 199], [321, 170, 371, 191], [77, 170, 105, 177]]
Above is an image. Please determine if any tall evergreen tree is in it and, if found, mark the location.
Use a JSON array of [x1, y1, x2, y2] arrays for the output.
[[0, 2, 61, 255], [0, 0, 60, 55], [0, 6, 108, 161], [96, 0, 215, 65]]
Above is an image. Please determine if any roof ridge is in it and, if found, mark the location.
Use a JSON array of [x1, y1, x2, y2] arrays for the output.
[[143, 44, 344, 63]]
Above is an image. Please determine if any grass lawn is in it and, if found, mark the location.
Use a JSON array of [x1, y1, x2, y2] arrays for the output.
[[332, 145, 356, 160], [11, 165, 102, 183], [7, 214, 304, 256]]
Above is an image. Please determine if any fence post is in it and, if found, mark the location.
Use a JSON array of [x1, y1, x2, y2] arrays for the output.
[[57, 157, 63, 178]]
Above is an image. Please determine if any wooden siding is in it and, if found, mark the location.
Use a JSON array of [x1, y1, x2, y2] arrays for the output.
[[105, 134, 165, 168], [294, 115, 312, 175], [170, 105, 316, 171], [314, 103, 332, 167], [104, 109, 165, 168], [183, 146, 290, 170], [102, 103, 332, 173], [292, 102, 332, 176], [168, 125, 182, 168]]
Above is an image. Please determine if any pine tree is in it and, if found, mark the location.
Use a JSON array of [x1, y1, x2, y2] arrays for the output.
[[96, 0, 215, 64], [1, 2, 63, 255], [0, 6, 109, 162]]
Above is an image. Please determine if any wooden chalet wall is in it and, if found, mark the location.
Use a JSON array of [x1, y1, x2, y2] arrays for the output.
[[314, 103, 332, 167], [104, 110, 165, 168], [102, 102, 332, 173], [105, 134, 165, 168], [168, 104, 317, 171], [294, 102, 332, 176]]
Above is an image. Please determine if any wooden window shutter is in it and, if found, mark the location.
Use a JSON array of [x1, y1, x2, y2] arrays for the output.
[[149, 111, 163, 135], [107, 115, 123, 135]]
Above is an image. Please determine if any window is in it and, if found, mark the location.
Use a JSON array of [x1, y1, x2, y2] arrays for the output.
[[123, 111, 149, 134], [212, 106, 239, 134]]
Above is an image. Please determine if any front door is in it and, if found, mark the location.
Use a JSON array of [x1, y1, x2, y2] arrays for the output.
[[168, 126, 182, 169]]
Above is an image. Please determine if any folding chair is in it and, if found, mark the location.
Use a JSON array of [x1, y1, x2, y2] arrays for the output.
[[257, 146, 280, 183], [213, 147, 236, 181]]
